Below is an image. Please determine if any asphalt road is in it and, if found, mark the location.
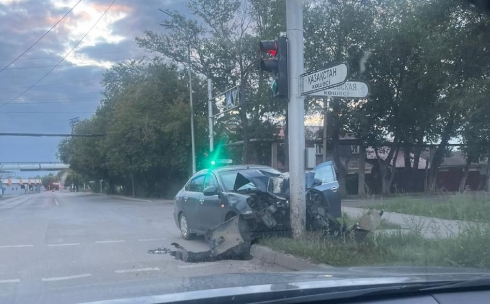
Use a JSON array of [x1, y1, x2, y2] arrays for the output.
[[0, 191, 287, 304]]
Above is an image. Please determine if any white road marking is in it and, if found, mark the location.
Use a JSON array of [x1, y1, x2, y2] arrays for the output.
[[0, 244, 33, 248], [178, 263, 212, 269], [138, 238, 167, 242], [115, 267, 160, 273], [0, 279, 20, 284], [0, 197, 32, 209], [48, 243, 80, 247], [95, 240, 126, 244], [42, 273, 92, 282], [54, 199, 59, 206]]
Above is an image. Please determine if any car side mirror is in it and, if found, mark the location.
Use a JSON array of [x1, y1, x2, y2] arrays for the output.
[[203, 186, 218, 196]]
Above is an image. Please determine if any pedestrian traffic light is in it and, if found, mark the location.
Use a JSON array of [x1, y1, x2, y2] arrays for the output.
[[259, 36, 288, 98]]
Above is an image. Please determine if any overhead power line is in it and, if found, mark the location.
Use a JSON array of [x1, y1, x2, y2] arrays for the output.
[[1, 55, 147, 70], [0, 97, 98, 101], [0, 49, 141, 62], [0, 0, 82, 73], [0, 78, 102, 91], [0, 111, 95, 114], [0, 0, 117, 109], [0, 99, 99, 104]]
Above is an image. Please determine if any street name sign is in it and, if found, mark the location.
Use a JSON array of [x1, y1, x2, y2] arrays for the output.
[[299, 63, 348, 96], [308, 80, 369, 98]]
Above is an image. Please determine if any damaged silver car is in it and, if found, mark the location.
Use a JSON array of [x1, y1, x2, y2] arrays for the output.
[[173, 162, 341, 240], [170, 161, 382, 262]]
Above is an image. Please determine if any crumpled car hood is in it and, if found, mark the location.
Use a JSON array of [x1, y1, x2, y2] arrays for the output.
[[233, 169, 281, 193], [234, 170, 316, 199]]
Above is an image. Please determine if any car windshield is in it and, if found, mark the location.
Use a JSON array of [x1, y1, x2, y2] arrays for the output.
[[218, 168, 280, 192], [2, 0, 490, 303]]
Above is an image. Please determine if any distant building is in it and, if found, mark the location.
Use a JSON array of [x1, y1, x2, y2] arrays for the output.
[[0, 178, 41, 195]]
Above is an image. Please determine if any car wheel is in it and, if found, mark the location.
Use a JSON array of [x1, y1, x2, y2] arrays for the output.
[[179, 213, 192, 240]]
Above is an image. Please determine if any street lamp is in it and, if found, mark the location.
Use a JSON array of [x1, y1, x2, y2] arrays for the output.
[[187, 43, 196, 174], [160, 10, 196, 174]]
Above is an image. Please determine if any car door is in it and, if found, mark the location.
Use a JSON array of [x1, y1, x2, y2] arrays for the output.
[[312, 161, 341, 218], [182, 174, 205, 232], [200, 173, 224, 230]]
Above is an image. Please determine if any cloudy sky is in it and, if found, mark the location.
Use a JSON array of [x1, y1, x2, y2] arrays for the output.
[[0, 0, 187, 173]]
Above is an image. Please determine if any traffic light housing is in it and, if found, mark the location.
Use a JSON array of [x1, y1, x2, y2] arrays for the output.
[[259, 36, 288, 98]]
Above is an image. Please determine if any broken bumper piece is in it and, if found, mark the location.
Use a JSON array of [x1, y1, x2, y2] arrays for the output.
[[151, 216, 253, 263], [205, 215, 252, 256]]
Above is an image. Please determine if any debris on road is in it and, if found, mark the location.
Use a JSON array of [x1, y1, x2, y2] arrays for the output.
[[148, 247, 173, 254], [148, 241, 251, 263]]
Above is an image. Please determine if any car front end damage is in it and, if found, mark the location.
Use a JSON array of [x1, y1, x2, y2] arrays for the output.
[[155, 168, 385, 263]]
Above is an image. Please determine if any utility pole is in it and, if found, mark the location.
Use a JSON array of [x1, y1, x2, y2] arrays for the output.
[[188, 45, 196, 174], [322, 99, 329, 162], [131, 174, 135, 198], [207, 79, 214, 153], [287, 0, 306, 239]]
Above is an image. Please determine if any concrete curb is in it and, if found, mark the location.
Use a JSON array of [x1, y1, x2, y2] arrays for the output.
[[250, 244, 332, 271]]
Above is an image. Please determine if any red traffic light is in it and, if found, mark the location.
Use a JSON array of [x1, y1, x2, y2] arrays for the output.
[[259, 37, 288, 98], [259, 40, 277, 57]]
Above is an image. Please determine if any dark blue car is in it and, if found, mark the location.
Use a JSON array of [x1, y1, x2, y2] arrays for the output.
[[173, 162, 341, 240]]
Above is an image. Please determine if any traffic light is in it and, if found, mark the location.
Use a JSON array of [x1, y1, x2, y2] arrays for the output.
[[259, 36, 288, 98]]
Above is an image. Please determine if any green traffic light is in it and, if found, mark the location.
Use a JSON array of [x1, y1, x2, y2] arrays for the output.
[[211, 160, 216, 165], [271, 79, 278, 96]]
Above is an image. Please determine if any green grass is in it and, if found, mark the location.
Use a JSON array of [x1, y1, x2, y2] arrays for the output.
[[373, 194, 490, 223], [260, 222, 490, 268]]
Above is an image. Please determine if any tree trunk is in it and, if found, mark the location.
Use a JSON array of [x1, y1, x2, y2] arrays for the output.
[[459, 157, 472, 192], [337, 167, 347, 197], [486, 157, 490, 192], [252, 143, 259, 164], [358, 144, 366, 197], [331, 99, 348, 197], [131, 173, 136, 197], [403, 144, 412, 172], [381, 174, 391, 195], [387, 146, 400, 194], [427, 111, 456, 193], [374, 139, 398, 196], [424, 146, 434, 192], [333, 140, 348, 197]]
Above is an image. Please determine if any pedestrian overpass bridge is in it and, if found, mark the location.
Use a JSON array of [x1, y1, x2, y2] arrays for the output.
[[0, 162, 69, 171]]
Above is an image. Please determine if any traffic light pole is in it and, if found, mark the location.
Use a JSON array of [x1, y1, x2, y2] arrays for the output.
[[188, 44, 196, 174], [286, 0, 306, 239], [207, 79, 214, 153], [323, 98, 329, 162]]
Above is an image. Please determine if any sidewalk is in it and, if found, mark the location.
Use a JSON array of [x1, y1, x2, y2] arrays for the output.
[[342, 206, 464, 239], [343, 196, 451, 208]]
